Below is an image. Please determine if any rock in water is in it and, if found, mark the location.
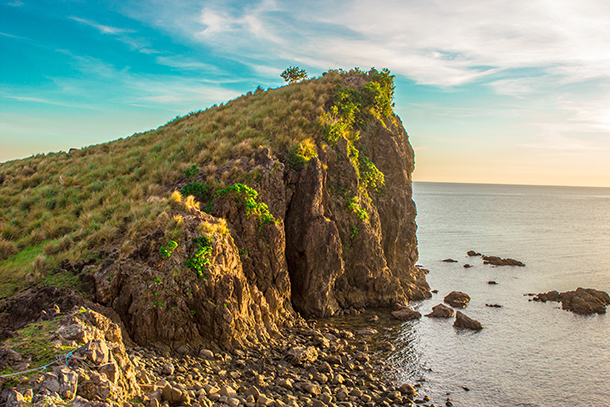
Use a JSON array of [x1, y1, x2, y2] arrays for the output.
[[442, 258, 458, 263], [467, 250, 481, 257], [534, 288, 610, 314], [391, 307, 422, 321], [454, 311, 483, 331], [482, 255, 525, 267], [444, 291, 471, 308], [425, 304, 454, 318]]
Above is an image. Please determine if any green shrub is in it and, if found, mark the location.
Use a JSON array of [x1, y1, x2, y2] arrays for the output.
[[184, 164, 199, 179], [350, 225, 359, 240], [159, 240, 177, 258], [186, 236, 213, 277], [288, 139, 317, 170], [359, 156, 385, 191], [347, 196, 368, 220], [181, 183, 211, 202], [216, 184, 275, 228]]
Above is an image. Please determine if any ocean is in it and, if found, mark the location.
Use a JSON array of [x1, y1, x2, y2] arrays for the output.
[[387, 182, 610, 407]]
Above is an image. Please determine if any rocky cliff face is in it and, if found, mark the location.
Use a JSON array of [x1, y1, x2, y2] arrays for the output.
[[85, 71, 429, 351]]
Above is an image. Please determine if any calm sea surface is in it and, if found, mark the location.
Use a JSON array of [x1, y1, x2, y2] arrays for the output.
[[386, 182, 610, 407]]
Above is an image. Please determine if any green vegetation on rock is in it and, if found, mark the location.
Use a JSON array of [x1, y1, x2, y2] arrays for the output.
[[185, 236, 213, 278], [216, 183, 276, 228]]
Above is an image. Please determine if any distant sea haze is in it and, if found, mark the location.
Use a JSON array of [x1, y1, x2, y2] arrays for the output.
[[388, 182, 610, 407]]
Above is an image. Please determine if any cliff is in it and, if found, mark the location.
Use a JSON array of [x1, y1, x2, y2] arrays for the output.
[[0, 68, 429, 351]]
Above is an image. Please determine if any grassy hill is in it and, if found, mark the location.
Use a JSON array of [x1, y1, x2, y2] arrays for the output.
[[0, 68, 396, 299]]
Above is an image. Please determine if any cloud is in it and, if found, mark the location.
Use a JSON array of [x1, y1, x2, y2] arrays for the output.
[[69, 16, 133, 35], [118, 0, 610, 92], [155, 55, 220, 72], [4, 95, 97, 109]]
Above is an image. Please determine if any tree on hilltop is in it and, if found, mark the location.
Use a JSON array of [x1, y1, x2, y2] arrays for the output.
[[281, 66, 308, 84]]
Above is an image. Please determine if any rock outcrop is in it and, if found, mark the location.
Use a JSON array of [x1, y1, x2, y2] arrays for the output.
[[425, 304, 454, 318], [453, 311, 483, 331], [444, 291, 471, 308], [533, 288, 610, 314], [482, 256, 525, 267], [81, 71, 429, 351]]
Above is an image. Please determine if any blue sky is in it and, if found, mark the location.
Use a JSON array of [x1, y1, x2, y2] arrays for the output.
[[2, 0, 610, 187]]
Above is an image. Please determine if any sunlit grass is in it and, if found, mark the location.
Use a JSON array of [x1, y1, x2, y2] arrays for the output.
[[0, 70, 356, 297]]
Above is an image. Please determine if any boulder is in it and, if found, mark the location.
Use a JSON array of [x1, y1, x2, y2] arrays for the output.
[[391, 307, 421, 321], [453, 311, 483, 331], [444, 291, 471, 308], [425, 304, 454, 318], [482, 256, 525, 267]]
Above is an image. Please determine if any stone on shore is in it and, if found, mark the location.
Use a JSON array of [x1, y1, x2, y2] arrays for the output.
[[285, 346, 318, 365], [454, 311, 483, 331], [425, 304, 454, 318], [444, 291, 471, 308]]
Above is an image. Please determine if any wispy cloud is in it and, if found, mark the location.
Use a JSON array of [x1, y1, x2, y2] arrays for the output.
[[155, 55, 220, 73], [4, 95, 97, 109], [120, 0, 610, 91], [69, 16, 133, 35], [68, 15, 152, 53]]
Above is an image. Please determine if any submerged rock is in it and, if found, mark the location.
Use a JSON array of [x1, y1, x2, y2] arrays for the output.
[[444, 291, 471, 308], [391, 307, 422, 321], [534, 288, 610, 314], [467, 250, 481, 257], [425, 304, 454, 318], [442, 258, 458, 263], [454, 311, 483, 331], [482, 255, 525, 267]]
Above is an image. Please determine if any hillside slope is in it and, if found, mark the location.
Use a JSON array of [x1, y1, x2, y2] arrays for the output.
[[0, 69, 429, 350]]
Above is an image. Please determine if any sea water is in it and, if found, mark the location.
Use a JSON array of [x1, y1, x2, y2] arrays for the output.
[[386, 182, 610, 407]]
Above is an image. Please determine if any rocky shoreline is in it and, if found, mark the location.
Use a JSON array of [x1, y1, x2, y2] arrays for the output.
[[0, 303, 441, 407]]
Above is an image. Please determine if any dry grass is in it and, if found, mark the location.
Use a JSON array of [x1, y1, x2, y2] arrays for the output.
[[0, 69, 363, 296]]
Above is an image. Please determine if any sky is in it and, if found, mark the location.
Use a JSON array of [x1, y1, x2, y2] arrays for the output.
[[2, 0, 610, 187]]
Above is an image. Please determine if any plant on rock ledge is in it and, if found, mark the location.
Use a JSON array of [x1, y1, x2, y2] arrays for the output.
[[159, 241, 178, 258], [186, 236, 213, 278], [216, 183, 276, 229]]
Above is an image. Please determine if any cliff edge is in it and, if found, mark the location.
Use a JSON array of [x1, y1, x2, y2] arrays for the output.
[[0, 68, 429, 351]]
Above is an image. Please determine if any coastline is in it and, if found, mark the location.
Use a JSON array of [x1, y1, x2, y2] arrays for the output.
[[1, 304, 431, 407]]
